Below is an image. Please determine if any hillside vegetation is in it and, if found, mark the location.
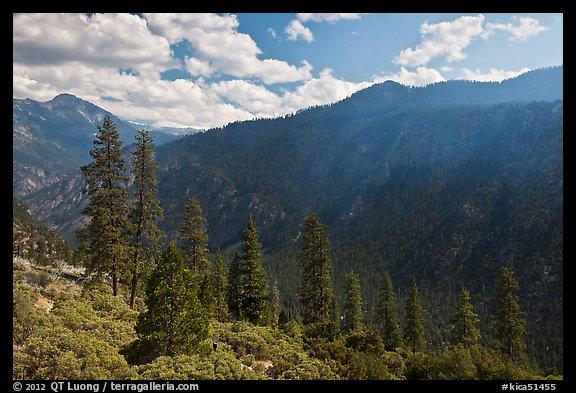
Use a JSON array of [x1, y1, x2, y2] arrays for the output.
[[12, 256, 560, 380]]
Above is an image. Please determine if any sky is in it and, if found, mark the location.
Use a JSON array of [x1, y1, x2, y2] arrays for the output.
[[13, 13, 563, 130]]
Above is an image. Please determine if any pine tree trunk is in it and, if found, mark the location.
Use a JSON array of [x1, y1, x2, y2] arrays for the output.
[[129, 252, 139, 309], [112, 265, 118, 297]]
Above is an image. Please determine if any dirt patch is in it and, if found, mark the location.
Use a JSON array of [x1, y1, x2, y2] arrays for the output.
[[34, 295, 53, 312], [254, 360, 274, 369]]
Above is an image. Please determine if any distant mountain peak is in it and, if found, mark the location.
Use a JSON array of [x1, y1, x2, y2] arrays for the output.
[[49, 93, 91, 107], [52, 92, 77, 99]]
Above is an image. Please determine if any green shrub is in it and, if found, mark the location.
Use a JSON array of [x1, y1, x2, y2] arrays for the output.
[[405, 352, 439, 380]]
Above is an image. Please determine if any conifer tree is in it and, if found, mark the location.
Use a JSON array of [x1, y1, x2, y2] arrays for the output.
[[267, 277, 280, 329], [239, 214, 268, 325], [227, 253, 242, 321], [199, 273, 216, 318], [450, 287, 480, 348], [342, 272, 364, 334], [179, 197, 210, 276], [495, 267, 526, 358], [404, 278, 426, 352], [212, 249, 229, 322], [80, 116, 129, 296], [178, 197, 215, 315], [376, 272, 403, 350], [134, 242, 208, 360], [299, 214, 337, 338], [127, 129, 164, 309]]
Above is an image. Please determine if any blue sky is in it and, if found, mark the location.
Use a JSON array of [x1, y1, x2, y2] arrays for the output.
[[13, 13, 562, 130]]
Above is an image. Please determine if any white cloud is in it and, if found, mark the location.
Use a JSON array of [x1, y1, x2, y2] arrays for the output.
[[144, 13, 312, 84], [374, 66, 446, 86], [186, 57, 213, 77], [485, 17, 548, 42], [13, 13, 176, 76], [395, 15, 486, 67], [210, 79, 282, 114], [281, 68, 371, 111], [297, 13, 367, 23], [267, 27, 279, 40], [284, 13, 367, 42], [285, 20, 314, 42], [460, 67, 531, 82]]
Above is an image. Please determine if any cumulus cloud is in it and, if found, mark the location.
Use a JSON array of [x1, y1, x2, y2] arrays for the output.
[[484, 17, 548, 42], [13, 13, 176, 76], [144, 13, 312, 84], [285, 20, 314, 42], [283, 13, 367, 42], [186, 57, 213, 77], [210, 79, 283, 114], [395, 14, 548, 68], [296, 13, 367, 23], [281, 68, 371, 112], [396, 15, 486, 67], [460, 67, 531, 82], [374, 67, 446, 87]]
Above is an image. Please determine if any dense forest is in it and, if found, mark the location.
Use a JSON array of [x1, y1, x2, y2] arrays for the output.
[[13, 112, 562, 380], [13, 196, 74, 264]]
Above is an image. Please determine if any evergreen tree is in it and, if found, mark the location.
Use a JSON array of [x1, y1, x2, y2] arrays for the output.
[[376, 272, 403, 351], [267, 277, 280, 329], [212, 249, 229, 322], [495, 267, 526, 358], [134, 242, 208, 360], [127, 129, 164, 309], [450, 287, 480, 348], [239, 215, 268, 325], [404, 278, 426, 352], [179, 197, 210, 276], [227, 253, 242, 321], [79, 116, 129, 296], [299, 214, 337, 338], [342, 272, 364, 334], [198, 273, 216, 318]]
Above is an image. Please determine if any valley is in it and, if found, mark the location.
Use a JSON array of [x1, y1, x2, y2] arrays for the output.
[[13, 66, 563, 377]]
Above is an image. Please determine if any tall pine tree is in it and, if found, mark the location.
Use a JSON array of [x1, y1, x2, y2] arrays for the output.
[[179, 197, 214, 315], [376, 272, 403, 351], [127, 130, 164, 309], [80, 116, 129, 297], [450, 287, 480, 348], [199, 273, 216, 318], [212, 249, 229, 322], [495, 267, 526, 358], [299, 214, 337, 338], [133, 242, 208, 362], [404, 278, 426, 352], [342, 272, 364, 334], [179, 197, 210, 276], [267, 277, 280, 329], [239, 215, 268, 325], [227, 253, 242, 321]]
